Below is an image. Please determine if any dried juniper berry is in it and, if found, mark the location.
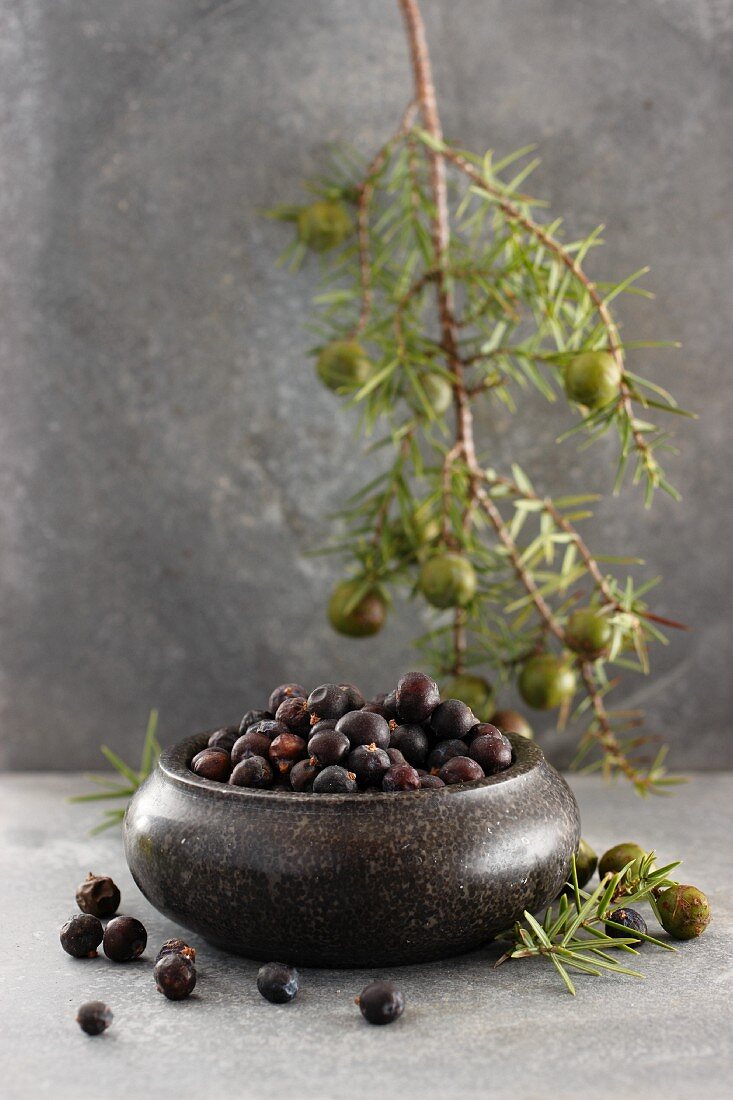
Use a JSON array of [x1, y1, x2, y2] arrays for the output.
[[466, 721, 504, 743], [103, 915, 147, 962], [439, 756, 485, 786], [268, 732, 307, 775], [60, 913, 103, 958], [190, 747, 232, 782], [430, 698, 476, 740], [395, 671, 440, 724], [231, 729, 273, 766], [76, 1001, 113, 1036], [307, 728, 350, 767], [426, 739, 468, 774], [381, 689, 399, 719], [275, 696, 312, 736], [386, 747, 407, 767], [348, 743, 391, 788], [76, 873, 120, 919], [290, 758, 321, 792], [208, 725, 241, 752], [382, 763, 420, 792], [238, 710, 272, 735], [230, 755, 274, 789], [389, 724, 429, 768], [245, 718, 289, 743], [312, 765, 358, 794], [605, 907, 648, 942], [339, 683, 366, 710], [257, 962, 299, 1004], [155, 938, 196, 964], [469, 732, 512, 774], [357, 980, 405, 1025], [154, 953, 197, 1000], [309, 718, 338, 738], [361, 701, 392, 721], [268, 683, 306, 714], [335, 709, 390, 749], [419, 773, 445, 789], [307, 683, 352, 720]]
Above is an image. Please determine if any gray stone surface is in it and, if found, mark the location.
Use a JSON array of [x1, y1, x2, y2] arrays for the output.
[[1, 772, 731, 1099], [1, 1, 731, 770]]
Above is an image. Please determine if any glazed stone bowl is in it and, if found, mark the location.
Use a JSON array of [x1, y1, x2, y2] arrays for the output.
[[124, 731, 579, 967]]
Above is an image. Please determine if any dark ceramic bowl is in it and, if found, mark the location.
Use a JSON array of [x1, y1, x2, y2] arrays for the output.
[[124, 731, 579, 967]]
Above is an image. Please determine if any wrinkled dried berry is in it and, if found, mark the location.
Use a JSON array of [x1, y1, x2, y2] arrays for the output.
[[275, 696, 312, 736], [386, 747, 407, 767], [339, 683, 366, 710], [269, 732, 307, 775], [389, 724, 429, 767], [312, 765, 358, 794], [606, 907, 648, 942], [191, 747, 232, 782], [154, 953, 197, 1000], [469, 733, 512, 774], [75, 873, 120, 919], [382, 763, 420, 792], [103, 915, 147, 962], [231, 729, 273, 765], [208, 725, 241, 751], [155, 938, 196, 964], [335, 709, 390, 749], [426, 739, 467, 773], [290, 758, 321, 792], [60, 913, 103, 958], [307, 728, 350, 767], [439, 756, 485, 786], [268, 683, 307, 714], [430, 698, 476, 740], [76, 1001, 112, 1036], [308, 683, 352, 720], [257, 962, 299, 1003], [419, 773, 445, 789], [230, 755, 274, 789], [357, 980, 405, 1025], [348, 743, 391, 788], [238, 710, 272, 735], [395, 671, 440, 723]]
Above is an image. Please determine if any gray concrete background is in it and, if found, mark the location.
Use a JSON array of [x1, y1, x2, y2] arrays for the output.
[[1, 0, 731, 771]]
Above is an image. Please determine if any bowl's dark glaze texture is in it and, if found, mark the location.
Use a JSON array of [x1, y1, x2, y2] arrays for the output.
[[124, 732, 579, 966]]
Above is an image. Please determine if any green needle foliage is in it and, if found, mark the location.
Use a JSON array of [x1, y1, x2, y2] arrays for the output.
[[70, 710, 161, 834], [272, 0, 692, 793], [496, 851, 681, 995]]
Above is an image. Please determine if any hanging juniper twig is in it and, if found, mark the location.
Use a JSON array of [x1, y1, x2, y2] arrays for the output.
[[272, 0, 692, 792]]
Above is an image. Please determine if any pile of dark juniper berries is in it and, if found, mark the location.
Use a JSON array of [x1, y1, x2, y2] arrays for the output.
[[192, 671, 514, 794]]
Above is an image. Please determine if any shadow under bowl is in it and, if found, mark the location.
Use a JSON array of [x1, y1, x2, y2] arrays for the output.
[[124, 731, 579, 967]]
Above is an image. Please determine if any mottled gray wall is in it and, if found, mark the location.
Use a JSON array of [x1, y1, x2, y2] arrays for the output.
[[1, 0, 731, 771]]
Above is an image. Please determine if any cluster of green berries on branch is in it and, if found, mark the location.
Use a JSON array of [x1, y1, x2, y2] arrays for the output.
[[270, 1, 690, 795]]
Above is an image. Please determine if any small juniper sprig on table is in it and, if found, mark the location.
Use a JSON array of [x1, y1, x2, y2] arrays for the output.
[[495, 851, 683, 995], [70, 710, 161, 834]]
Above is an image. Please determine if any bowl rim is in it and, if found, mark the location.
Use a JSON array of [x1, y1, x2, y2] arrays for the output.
[[157, 730, 545, 806]]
